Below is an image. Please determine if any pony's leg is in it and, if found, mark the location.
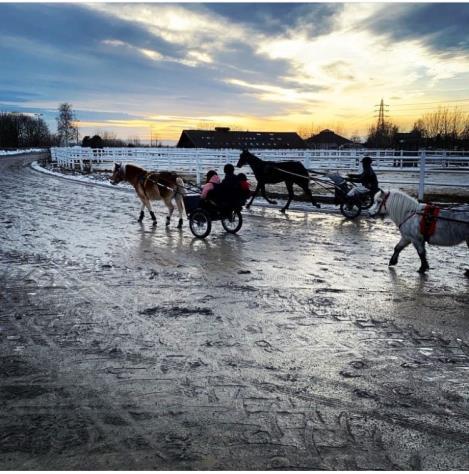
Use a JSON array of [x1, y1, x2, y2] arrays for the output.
[[246, 183, 260, 209], [413, 240, 429, 273], [175, 195, 184, 229], [164, 198, 174, 226], [389, 237, 411, 266], [261, 184, 277, 205], [281, 181, 294, 213], [301, 182, 321, 209], [138, 201, 145, 222], [146, 201, 157, 222]]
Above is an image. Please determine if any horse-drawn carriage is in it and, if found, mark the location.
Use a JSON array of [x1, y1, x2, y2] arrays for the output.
[[183, 194, 243, 239], [312, 173, 375, 219], [236, 150, 373, 219]]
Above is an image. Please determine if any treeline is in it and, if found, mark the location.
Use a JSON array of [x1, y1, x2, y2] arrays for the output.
[[367, 107, 469, 149], [0, 112, 56, 148], [82, 132, 157, 148]]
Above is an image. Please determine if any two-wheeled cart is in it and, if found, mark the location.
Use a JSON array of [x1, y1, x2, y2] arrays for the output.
[[183, 194, 243, 238], [310, 172, 374, 219]]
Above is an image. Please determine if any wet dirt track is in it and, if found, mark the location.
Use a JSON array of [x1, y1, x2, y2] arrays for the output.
[[1, 154, 468, 470]]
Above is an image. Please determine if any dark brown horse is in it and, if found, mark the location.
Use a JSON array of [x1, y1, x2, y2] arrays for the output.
[[236, 150, 320, 212], [110, 163, 185, 227]]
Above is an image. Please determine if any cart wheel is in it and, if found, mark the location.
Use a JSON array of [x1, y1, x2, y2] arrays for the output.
[[340, 202, 361, 219], [189, 209, 212, 238], [361, 193, 374, 209], [221, 210, 243, 234]]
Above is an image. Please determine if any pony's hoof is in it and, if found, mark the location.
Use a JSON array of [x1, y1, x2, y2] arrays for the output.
[[177, 219, 183, 229], [418, 267, 428, 274], [389, 258, 397, 266], [315, 203, 321, 209], [271, 200, 278, 205], [280, 208, 286, 214], [246, 204, 251, 210], [465, 269, 469, 278]]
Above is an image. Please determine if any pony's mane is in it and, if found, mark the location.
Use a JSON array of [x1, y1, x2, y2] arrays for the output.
[[387, 189, 420, 225], [125, 163, 144, 172]]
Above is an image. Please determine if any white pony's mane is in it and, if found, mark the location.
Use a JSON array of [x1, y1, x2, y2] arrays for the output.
[[386, 189, 420, 226]]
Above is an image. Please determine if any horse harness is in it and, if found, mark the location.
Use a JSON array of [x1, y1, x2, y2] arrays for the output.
[[396, 201, 468, 241], [419, 204, 440, 242], [139, 171, 178, 195]]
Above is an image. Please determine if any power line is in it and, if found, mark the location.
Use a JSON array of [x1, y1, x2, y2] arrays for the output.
[[391, 111, 469, 118], [391, 98, 469, 108]]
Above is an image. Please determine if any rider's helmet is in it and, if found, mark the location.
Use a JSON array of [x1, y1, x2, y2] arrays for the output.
[[362, 156, 373, 165], [224, 163, 235, 175]]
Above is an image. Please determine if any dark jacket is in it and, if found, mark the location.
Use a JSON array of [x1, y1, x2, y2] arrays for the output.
[[348, 166, 379, 192]]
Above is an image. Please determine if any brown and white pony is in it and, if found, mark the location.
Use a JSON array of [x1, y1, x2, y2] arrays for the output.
[[110, 163, 185, 228]]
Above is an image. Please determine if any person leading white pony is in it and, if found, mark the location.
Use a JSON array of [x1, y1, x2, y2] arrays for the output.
[[369, 189, 469, 276]]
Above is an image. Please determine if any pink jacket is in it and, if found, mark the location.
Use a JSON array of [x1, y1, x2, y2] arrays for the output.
[[201, 175, 220, 199]]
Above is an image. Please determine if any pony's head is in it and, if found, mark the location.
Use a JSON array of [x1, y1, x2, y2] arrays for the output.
[[110, 162, 125, 185], [368, 189, 389, 217], [237, 149, 252, 168]]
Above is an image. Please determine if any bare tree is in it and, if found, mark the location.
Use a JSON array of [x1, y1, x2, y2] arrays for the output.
[[56, 103, 77, 146], [127, 136, 142, 147], [414, 107, 469, 148], [366, 121, 399, 148]]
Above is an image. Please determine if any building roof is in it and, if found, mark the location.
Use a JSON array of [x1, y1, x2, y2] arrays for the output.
[[177, 128, 306, 149], [304, 129, 354, 148]]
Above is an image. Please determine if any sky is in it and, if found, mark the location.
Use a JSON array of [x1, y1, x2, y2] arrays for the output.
[[1, 2, 469, 144]]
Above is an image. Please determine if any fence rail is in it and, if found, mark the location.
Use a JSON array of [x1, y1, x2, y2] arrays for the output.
[[51, 147, 469, 199]]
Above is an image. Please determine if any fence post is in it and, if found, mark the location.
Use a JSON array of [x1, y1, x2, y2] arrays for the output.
[[304, 150, 310, 170], [195, 150, 201, 186], [418, 150, 426, 201]]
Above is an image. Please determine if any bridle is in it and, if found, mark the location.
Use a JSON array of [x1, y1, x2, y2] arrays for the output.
[[375, 191, 390, 215], [111, 163, 126, 184], [375, 191, 417, 229], [118, 163, 126, 180]]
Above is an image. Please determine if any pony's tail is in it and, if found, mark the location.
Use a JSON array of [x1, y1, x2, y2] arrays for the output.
[[176, 177, 186, 196]]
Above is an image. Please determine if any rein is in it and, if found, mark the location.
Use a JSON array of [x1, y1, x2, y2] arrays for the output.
[[272, 166, 310, 181], [414, 212, 469, 226]]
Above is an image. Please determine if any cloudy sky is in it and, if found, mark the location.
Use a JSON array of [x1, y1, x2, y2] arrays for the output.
[[1, 2, 469, 144]]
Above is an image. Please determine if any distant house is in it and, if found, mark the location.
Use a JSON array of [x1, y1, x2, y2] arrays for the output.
[[304, 129, 358, 149], [177, 127, 305, 149], [395, 130, 422, 150]]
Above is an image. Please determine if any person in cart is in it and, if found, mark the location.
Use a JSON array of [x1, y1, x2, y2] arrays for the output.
[[347, 156, 379, 199], [200, 170, 220, 200], [203, 164, 246, 210]]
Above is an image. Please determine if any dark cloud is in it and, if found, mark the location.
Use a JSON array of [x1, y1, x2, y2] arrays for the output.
[[364, 4, 469, 53], [0, 91, 42, 103], [200, 3, 342, 37], [0, 4, 183, 59], [0, 2, 347, 129]]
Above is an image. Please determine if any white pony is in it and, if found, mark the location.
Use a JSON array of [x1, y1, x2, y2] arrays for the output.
[[369, 189, 469, 275]]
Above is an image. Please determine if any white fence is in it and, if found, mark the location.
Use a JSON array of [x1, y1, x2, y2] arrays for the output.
[[51, 147, 469, 200]]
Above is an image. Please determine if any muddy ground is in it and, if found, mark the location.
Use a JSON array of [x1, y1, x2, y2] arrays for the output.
[[1, 153, 468, 470]]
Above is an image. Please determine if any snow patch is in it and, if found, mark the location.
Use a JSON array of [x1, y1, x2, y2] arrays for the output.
[[0, 148, 45, 156]]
